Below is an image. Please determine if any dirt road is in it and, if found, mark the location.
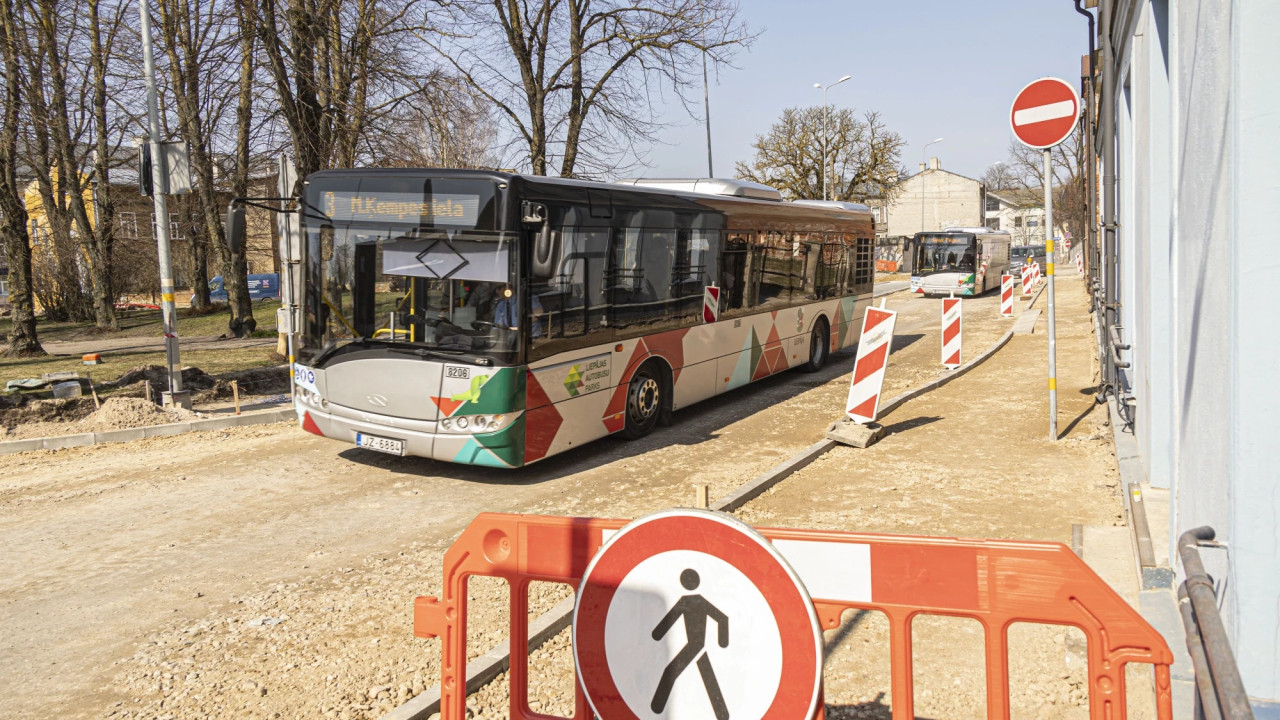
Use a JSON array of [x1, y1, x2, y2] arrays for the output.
[[0, 285, 1095, 720]]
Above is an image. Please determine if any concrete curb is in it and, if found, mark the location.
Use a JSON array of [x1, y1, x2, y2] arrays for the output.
[[0, 406, 295, 455], [380, 305, 1018, 720]]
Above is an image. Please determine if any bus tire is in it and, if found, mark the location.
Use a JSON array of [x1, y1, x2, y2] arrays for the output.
[[803, 317, 830, 372], [621, 359, 664, 440]]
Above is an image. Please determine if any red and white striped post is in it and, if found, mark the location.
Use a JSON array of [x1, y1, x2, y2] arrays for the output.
[[941, 296, 962, 369], [1032, 260, 1042, 286], [845, 302, 898, 425], [1000, 274, 1015, 317], [1076, 251, 1084, 275], [1021, 265, 1034, 296]]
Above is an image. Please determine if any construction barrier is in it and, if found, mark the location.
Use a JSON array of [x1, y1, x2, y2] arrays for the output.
[[1021, 265, 1034, 296], [1032, 261, 1042, 287], [1000, 275, 1015, 317], [941, 297, 962, 369], [844, 304, 897, 424], [415, 513, 1175, 720], [1076, 252, 1085, 275]]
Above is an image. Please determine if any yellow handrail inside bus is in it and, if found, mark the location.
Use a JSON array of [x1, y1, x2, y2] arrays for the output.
[[322, 294, 358, 337]]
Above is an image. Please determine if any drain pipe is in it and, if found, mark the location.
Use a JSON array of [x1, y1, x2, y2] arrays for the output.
[[1099, 0, 1118, 395], [1074, 0, 1096, 281]]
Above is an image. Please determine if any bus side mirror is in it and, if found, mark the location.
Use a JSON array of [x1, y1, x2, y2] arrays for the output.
[[226, 202, 246, 255]]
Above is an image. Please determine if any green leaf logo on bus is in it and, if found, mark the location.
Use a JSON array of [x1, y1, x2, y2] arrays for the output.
[[563, 357, 610, 398], [564, 365, 584, 397]]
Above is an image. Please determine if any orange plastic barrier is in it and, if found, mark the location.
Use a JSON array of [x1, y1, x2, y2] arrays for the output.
[[415, 513, 1174, 720]]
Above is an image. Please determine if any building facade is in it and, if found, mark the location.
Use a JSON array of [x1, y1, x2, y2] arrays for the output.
[[884, 158, 986, 236], [1099, 0, 1279, 705]]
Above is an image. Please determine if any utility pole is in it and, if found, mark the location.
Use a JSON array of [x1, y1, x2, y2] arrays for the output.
[[138, 0, 189, 409], [702, 47, 713, 178]]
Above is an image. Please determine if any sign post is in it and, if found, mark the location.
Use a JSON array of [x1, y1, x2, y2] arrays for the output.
[[574, 509, 823, 720], [1011, 77, 1079, 441]]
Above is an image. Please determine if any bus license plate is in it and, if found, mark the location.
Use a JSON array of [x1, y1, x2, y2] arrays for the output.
[[356, 433, 405, 456]]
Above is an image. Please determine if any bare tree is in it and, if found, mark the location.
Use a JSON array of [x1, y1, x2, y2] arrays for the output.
[[428, 0, 753, 177], [250, 0, 443, 184], [153, 0, 259, 333], [0, 0, 43, 355], [1003, 131, 1087, 248], [734, 106, 905, 202], [18, 0, 122, 329], [981, 161, 1018, 191]]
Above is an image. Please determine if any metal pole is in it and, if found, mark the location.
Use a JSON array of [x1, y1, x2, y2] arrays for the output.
[[1100, 0, 1118, 395], [138, 0, 187, 409], [822, 87, 828, 201], [702, 47, 713, 178], [1044, 149, 1058, 440]]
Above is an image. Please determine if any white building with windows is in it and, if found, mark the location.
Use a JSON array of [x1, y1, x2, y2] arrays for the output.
[[884, 158, 985, 236]]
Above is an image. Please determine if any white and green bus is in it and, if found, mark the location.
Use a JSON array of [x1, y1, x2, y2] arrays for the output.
[[909, 227, 1012, 296], [283, 171, 875, 467]]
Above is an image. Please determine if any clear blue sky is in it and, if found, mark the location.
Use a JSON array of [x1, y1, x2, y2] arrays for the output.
[[638, 0, 1088, 182]]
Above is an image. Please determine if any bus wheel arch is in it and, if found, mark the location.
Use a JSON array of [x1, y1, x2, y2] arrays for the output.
[[621, 357, 671, 440]]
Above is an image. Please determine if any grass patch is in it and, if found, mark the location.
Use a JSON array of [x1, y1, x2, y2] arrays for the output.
[[0, 300, 282, 343], [0, 346, 280, 387]]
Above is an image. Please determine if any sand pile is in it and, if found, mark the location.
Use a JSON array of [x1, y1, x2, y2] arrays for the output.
[[0, 397, 195, 441]]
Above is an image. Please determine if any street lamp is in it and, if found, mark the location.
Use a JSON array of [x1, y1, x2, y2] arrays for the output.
[[919, 137, 943, 233], [814, 75, 852, 201]]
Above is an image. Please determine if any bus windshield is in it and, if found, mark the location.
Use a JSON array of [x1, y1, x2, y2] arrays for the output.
[[298, 174, 523, 364], [915, 235, 976, 273]]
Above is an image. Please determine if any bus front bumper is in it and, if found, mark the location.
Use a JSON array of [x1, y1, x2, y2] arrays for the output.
[[296, 403, 524, 468]]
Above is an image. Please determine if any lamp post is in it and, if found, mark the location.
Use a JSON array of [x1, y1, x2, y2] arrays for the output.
[[813, 75, 851, 201], [919, 137, 943, 233]]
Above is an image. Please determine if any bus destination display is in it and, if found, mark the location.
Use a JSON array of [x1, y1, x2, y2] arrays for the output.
[[322, 191, 480, 226]]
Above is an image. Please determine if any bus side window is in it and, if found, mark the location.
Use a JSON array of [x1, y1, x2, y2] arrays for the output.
[[719, 232, 750, 316], [853, 237, 874, 294], [755, 231, 798, 309]]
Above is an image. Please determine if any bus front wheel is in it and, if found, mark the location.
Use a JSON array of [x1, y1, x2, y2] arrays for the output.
[[803, 318, 830, 372], [621, 360, 664, 440]]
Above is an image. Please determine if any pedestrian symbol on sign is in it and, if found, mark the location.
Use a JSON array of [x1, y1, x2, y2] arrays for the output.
[[650, 569, 730, 720]]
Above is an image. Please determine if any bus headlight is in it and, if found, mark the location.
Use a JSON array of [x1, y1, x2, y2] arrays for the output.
[[439, 413, 513, 434]]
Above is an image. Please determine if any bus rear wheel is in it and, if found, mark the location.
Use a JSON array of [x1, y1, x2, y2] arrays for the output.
[[803, 318, 830, 372], [621, 360, 664, 440]]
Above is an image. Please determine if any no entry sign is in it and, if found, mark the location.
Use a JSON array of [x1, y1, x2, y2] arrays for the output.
[[574, 509, 822, 720], [1010, 77, 1080, 149]]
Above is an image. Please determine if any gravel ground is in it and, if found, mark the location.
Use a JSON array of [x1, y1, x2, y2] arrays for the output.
[[0, 284, 1143, 720]]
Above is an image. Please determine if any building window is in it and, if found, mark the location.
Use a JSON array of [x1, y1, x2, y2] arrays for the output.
[[1028, 219, 1039, 227], [1014, 217, 1023, 228], [985, 196, 1000, 212], [987, 218, 1001, 230]]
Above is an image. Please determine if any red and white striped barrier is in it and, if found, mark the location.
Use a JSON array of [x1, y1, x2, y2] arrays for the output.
[[1001, 274, 1014, 317], [1032, 261, 1042, 286], [1076, 252, 1084, 275], [941, 297, 962, 369], [846, 304, 898, 424], [1021, 265, 1033, 296]]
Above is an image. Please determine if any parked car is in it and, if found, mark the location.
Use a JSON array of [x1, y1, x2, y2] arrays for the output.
[[1009, 244, 1047, 275]]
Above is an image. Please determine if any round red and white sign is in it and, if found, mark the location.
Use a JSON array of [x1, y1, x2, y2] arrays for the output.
[[574, 509, 822, 720], [1009, 77, 1081, 149]]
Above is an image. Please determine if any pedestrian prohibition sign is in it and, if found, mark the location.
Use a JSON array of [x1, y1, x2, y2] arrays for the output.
[[574, 509, 823, 720]]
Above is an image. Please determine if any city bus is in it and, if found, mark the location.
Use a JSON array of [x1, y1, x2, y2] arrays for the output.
[[909, 227, 1011, 296], [286, 170, 875, 467]]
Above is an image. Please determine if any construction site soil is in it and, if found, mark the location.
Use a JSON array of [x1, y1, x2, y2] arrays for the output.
[[0, 277, 1148, 720]]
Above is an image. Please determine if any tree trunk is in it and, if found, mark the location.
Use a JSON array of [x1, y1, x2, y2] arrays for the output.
[[87, 0, 118, 330], [0, 0, 43, 355], [226, 0, 257, 337]]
